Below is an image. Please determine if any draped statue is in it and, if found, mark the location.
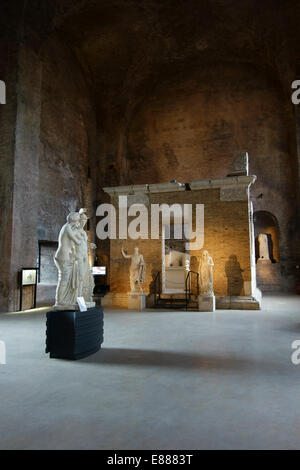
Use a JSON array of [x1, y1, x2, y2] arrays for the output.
[[257, 233, 271, 264], [54, 209, 96, 309], [77, 209, 96, 303], [199, 250, 214, 296], [121, 246, 146, 293]]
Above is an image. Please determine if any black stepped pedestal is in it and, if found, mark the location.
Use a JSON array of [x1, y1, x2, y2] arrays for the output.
[[46, 307, 104, 360]]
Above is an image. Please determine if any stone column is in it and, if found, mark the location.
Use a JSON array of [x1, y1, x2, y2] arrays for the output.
[[295, 104, 300, 209], [0, 41, 42, 312], [0, 41, 19, 312], [249, 201, 258, 294], [293, 99, 300, 288], [9, 44, 42, 311]]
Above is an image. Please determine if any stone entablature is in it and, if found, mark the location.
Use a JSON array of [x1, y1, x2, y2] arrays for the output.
[[103, 175, 256, 202]]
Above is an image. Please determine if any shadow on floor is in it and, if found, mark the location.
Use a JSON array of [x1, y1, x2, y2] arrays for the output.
[[276, 322, 300, 334], [81, 347, 289, 374]]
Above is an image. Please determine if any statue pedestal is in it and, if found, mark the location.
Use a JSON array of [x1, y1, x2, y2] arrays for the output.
[[45, 307, 103, 360], [198, 295, 215, 312], [53, 301, 96, 311], [128, 292, 146, 311], [257, 258, 271, 265]]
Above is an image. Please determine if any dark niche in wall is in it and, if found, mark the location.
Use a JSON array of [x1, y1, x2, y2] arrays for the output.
[[254, 211, 280, 263], [38, 241, 58, 284]]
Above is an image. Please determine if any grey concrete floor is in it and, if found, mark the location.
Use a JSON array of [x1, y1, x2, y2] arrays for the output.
[[0, 294, 300, 450]]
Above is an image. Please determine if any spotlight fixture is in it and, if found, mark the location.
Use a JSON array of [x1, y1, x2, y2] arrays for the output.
[[170, 179, 185, 188]]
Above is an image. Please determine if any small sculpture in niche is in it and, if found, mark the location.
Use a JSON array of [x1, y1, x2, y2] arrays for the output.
[[257, 233, 271, 264], [121, 246, 146, 293], [199, 250, 214, 296]]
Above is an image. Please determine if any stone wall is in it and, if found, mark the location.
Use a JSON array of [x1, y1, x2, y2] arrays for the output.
[[0, 4, 21, 311], [38, 36, 95, 243], [125, 63, 298, 291], [0, 28, 97, 312]]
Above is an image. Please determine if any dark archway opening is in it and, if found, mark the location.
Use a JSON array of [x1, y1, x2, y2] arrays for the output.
[[254, 211, 281, 292]]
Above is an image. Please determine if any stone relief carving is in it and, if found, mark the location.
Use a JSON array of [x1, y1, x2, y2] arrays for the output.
[[165, 246, 190, 268]]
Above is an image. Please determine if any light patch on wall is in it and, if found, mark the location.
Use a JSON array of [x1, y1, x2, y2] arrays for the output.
[[0, 340, 6, 365], [0, 80, 6, 104]]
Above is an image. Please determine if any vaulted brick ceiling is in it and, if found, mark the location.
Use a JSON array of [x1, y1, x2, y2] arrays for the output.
[[20, 0, 300, 119]]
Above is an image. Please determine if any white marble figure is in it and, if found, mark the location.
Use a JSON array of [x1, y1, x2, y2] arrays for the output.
[[54, 209, 96, 309], [199, 250, 214, 296], [121, 246, 146, 293], [54, 212, 82, 308], [77, 209, 97, 304], [257, 233, 271, 263]]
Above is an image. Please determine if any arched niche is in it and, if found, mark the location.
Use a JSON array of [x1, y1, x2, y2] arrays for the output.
[[253, 211, 280, 263]]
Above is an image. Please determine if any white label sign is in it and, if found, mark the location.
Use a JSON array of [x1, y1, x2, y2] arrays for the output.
[[76, 297, 87, 312]]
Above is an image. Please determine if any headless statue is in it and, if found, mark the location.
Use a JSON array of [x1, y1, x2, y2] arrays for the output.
[[257, 233, 271, 264]]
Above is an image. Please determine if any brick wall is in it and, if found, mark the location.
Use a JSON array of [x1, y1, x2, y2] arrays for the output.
[[107, 184, 252, 297]]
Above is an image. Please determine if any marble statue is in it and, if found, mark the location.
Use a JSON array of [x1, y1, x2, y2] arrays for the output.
[[121, 246, 146, 293], [54, 209, 96, 309], [199, 250, 214, 295], [78, 209, 97, 304], [257, 233, 271, 264], [54, 212, 82, 308]]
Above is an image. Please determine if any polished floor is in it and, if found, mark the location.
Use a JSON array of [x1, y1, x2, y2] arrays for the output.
[[0, 294, 300, 450]]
